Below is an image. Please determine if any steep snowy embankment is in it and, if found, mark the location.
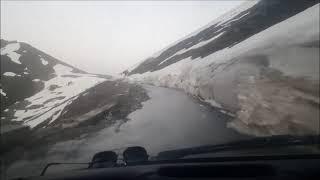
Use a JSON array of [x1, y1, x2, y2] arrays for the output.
[[128, 3, 320, 136]]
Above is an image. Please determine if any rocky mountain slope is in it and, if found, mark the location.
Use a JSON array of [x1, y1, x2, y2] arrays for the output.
[[125, 1, 320, 136], [1, 39, 107, 128], [1, 39, 148, 154]]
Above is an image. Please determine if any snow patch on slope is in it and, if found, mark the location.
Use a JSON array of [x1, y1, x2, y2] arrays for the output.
[[215, 1, 258, 26], [222, 12, 250, 27], [0, 43, 21, 64], [11, 63, 106, 128], [40, 58, 49, 65], [152, 0, 259, 59], [159, 32, 226, 66], [0, 89, 6, 96], [32, 79, 41, 82], [3, 72, 20, 77]]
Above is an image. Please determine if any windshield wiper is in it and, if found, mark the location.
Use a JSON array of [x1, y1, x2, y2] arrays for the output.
[[156, 135, 320, 160]]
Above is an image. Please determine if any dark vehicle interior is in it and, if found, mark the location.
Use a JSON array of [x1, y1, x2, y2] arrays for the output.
[[16, 135, 320, 180]]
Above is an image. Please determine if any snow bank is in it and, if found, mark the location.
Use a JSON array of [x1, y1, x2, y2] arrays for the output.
[[129, 4, 320, 136]]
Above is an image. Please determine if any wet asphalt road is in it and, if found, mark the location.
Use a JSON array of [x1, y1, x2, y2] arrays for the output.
[[6, 85, 246, 179]]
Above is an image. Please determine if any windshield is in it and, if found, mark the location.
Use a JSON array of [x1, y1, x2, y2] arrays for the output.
[[1, 0, 319, 179]]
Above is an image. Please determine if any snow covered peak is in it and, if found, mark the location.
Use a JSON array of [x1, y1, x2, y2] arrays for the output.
[[1, 40, 107, 129]]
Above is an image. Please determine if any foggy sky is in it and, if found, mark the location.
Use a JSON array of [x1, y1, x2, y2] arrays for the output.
[[1, 1, 244, 75]]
